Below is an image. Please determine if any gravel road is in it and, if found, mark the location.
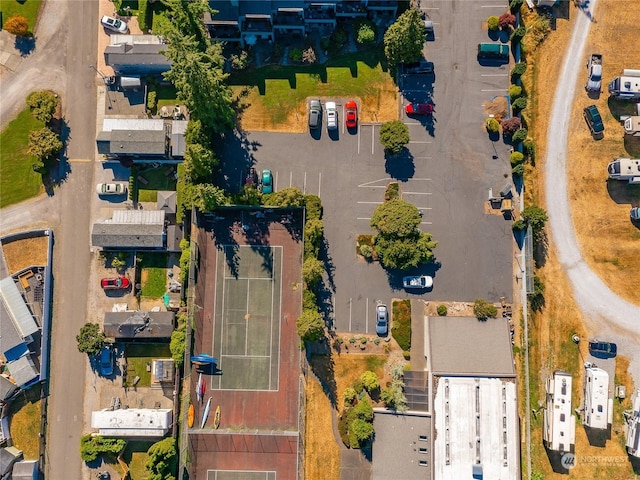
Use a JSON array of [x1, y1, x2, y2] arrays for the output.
[[545, 0, 640, 382]]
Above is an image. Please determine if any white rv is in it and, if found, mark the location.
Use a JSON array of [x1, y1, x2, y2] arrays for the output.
[[626, 390, 640, 457], [583, 365, 610, 430], [609, 69, 640, 100], [607, 158, 640, 184], [543, 371, 576, 453]]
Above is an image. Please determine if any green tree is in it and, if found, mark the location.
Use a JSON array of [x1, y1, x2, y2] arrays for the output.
[[370, 198, 421, 238], [353, 398, 374, 421], [304, 218, 324, 259], [146, 437, 178, 480], [302, 257, 324, 288], [265, 186, 306, 207], [80, 435, 126, 462], [349, 418, 374, 448], [296, 309, 325, 342], [76, 323, 105, 356], [521, 204, 548, 238], [360, 371, 380, 392], [356, 20, 376, 44], [379, 120, 410, 155], [26, 91, 59, 124], [4, 14, 29, 36], [170, 315, 186, 368], [192, 184, 227, 212], [383, 8, 424, 66], [184, 143, 217, 183], [179, 238, 190, 284], [473, 298, 498, 319], [27, 128, 63, 163], [528, 275, 545, 312]]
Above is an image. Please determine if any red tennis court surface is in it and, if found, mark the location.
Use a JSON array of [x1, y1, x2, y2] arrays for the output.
[[188, 209, 303, 480]]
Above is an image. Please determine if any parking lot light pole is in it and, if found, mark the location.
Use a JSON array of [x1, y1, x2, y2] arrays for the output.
[[88, 64, 113, 110]]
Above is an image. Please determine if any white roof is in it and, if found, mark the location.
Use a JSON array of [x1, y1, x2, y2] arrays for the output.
[[0, 277, 39, 338], [102, 118, 165, 132], [108, 209, 165, 225], [110, 34, 163, 46], [92, 408, 172, 437]]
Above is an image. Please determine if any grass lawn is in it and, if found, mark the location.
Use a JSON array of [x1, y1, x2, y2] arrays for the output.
[[120, 440, 153, 480], [0, 107, 44, 208], [156, 85, 179, 110], [230, 48, 397, 131], [0, 0, 42, 31], [124, 343, 170, 388], [135, 165, 177, 204], [138, 252, 169, 298], [8, 387, 41, 459]]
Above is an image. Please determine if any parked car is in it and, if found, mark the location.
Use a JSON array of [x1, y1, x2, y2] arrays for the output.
[[583, 104, 604, 139], [345, 100, 358, 128], [101, 276, 131, 290], [99, 345, 115, 376], [100, 15, 128, 33], [588, 339, 617, 359], [404, 60, 434, 75], [423, 19, 434, 36], [326, 102, 338, 130], [261, 169, 273, 194], [244, 167, 259, 186], [96, 183, 128, 195], [403, 275, 433, 289], [405, 103, 434, 115], [376, 304, 388, 336], [585, 53, 603, 92], [309, 99, 322, 130], [477, 43, 509, 62], [631, 207, 640, 220]]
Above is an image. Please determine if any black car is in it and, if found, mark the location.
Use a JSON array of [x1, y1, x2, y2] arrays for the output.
[[583, 104, 604, 138], [404, 60, 434, 75], [588, 339, 617, 359]]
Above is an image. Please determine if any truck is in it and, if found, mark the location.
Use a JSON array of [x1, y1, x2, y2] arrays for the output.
[[585, 54, 602, 92], [608, 69, 640, 99]]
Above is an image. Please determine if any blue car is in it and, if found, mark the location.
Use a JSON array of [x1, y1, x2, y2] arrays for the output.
[[261, 169, 273, 194], [99, 345, 114, 376]]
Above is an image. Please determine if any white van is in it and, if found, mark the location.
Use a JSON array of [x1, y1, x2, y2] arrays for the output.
[[326, 102, 338, 130]]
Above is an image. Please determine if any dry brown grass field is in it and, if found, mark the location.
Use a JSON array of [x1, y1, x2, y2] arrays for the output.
[[1, 236, 48, 274]]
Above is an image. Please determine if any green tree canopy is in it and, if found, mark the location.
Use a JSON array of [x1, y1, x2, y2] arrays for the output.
[[28, 127, 62, 162], [349, 418, 375, 447], [360, 371, 380, 392], [170, 315, 186, 368], [379, 120, 410, 155], [473, 298, 498, 319], [146, 437, 178, 480], [76, 323, 105, 356], [265, 186, 306, 207], [296, 309, 325, 342], [80, 435, 126, 462], [184, 143, 217, 183], [26, 91, 59, 124], [302, 257, 324, 288], [370, 198, 421, 238], [192, 184, 228, 212], [521, 204, 548, 238], [383, 8, 425, 66]]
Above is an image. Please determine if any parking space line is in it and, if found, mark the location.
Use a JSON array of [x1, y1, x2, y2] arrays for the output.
[[357, 126, 361, 154], [349, 298, 352, 332], [275, 171, 279, 191], [318, 172, 322, 198], [365, 299, 369, 334], [420, 221, 433, 225], [357, 201, 384, 205], [404, 122, 423, 126], [410, 178, 433, 181], [371, 124, 376, 154], [358, 178, 390, 188], [403, 191, 433, 195], [357, 217, 372, 221]]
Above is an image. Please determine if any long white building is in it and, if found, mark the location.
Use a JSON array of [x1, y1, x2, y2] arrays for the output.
[[91, 408, 172, 438], [543, 370, 576, 452]]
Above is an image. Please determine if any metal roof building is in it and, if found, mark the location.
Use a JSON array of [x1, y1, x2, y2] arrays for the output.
[[103, 311, 175, 340], [91, 210, 166, 250], [91, 408, 172, 437], [0, 278, 39, 339]]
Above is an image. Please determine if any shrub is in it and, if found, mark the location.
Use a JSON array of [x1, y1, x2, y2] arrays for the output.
[[303, 257, 324, 288], [169, 317, 186, 368], [529, 276, 545, 312], [360, 336, 367, 345], [338, 412, 350, 446], [510, 151, 524, 167], [512, 128, 528, 144], [296, 309, 325, 342], [353, 379, 364, 394], [512, 97, 528, 112], [344, 387, 357, 405], [511, 62, 527, 77], [512, 219, 527, 231], [391, 299, 411, 351], [146, 90, 157, 113], [501, 117, 521, 137], [511, 25, 526, 43], [510, 0, 524, 13], [360, 244, 373, 260], [512, 163, 525, 176], [349, 337, 356, 344], [327, 29, 348, 55], [374, 337, 381, 345], [385, 182, 400, 201], [473, 298, 498, 319], [289, 48, 302, 62], [499, 13, 516, 30], [26, 91, 59, 124], [230, 50, 250, 70], [28, 127, 63, 162], [523, 139, 536, 160], [111, 252, 128, 271], [436, 304, 448, 316], [4, 14, 29, 36], [305, 194, 323, 220], [80, 435, 126, 462], [303, 289, 317, 310], [380, 120, 410, 155], [179, 239, 190, 284], [402, 350, 411, 360], [361, 371, 380, 392], [487, 16, 499, 31], [521, 204, 548, 237], [356, 19, 376, 44], [486, 118, 500, 133], [508, 85, 522, 99], [128, 175, 135, 201]]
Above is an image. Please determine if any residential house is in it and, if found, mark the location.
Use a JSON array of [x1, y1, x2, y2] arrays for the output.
[[105, 34, 171, 75], [103, 311, 175, 341], [91, 210, 166, 250], [91, 408, 172, 437], [607, 158, 640, 184], [96, 118, 187, 161], [0, 446, 22, 479], [372, 316, 520, 480], [583, 364, 610, 430], [543, 371, 576, 453]]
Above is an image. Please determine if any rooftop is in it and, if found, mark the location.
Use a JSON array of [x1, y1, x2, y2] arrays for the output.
[[103, 311, 174, 339], [91, 408, 172, 437]]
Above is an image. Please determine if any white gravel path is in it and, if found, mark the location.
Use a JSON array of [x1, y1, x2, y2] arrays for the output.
[[545, 0, 640, 383]]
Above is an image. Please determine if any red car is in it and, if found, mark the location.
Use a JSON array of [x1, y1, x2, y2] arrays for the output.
[[345, 100, 358, 128], [405, 103, 434, 115], [101, 276, 130, 290]]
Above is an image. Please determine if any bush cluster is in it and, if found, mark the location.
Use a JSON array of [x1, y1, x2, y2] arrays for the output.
[[486, 118, 500, 133], [384, 182, 400, 202], [80, 435, 126, 462], [487, 16, 499, 31], [26, 91, 59, 124], [391, 299, 411, 350], [512, 128, 528, 144], [501, 117, 521, 136], [499, 13, 516, 30], [510, 25, 526, 43], [508, 85, 522, 99], [437, 304, 448, 316], [473, 298, 498, 319], [512, 97, 527, 112], [355, 19, 376, 44], [339, 392, 376, 448], [511, 62, 527, 78]]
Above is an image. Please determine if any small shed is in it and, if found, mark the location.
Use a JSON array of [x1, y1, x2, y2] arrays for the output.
[[12, 460, 39, 480]]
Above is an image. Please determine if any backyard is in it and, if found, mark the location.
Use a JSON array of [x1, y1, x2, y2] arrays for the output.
[[137, 252, 172, 299], [0, 0, 42, 31], [134, 165, 177, 203], [123, 343, 171, 388], [0, 107, 44, 208], [8, 386, 42, 460], [119, 440, 154, 480], [230, 48, 397, 132]]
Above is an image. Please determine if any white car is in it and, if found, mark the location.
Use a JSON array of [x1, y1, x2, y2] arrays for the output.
[[101, 15, 129, 33], [402, 275, 433, 289], [326, 101, 338, 130], [96, 183, 128, 195]]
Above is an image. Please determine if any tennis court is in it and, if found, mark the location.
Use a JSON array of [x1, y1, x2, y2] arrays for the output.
[[207, 471, 276, 480], [210, 245, 283, 391]]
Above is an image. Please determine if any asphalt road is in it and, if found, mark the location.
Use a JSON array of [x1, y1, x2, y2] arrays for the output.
[[544, 0, 640, 382]]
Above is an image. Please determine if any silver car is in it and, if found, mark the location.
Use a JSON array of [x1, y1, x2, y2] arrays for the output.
[[309, 99, 322, 130], [96, 183, 128, 195], [326, 101, 338, 130], [376, 304, 388, 336]]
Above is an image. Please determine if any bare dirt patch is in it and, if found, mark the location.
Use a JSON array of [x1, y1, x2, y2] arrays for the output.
[[1, 237, 48, 273], [484, 95, 509, 120]]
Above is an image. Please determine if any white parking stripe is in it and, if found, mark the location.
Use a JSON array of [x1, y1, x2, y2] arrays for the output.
[[358, 178, 390, 187], [303, 172, 307, 193], [357, 201, 384, 205], [403, 191, 433, 195], [318, 172, 322, 198], [371, 125, 375, 154], [289, 171, 293, 187], [357, 217, 372, 220]]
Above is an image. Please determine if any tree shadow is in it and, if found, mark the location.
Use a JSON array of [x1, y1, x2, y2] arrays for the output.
[[216, 129, 262, 193], [44, 117, 72, 193], [384, 148, 415, 181], [308, 353, 338, 409], [319, 236, 336, 293], [606, 179, 640, 205], [14, 35, 36, 56]]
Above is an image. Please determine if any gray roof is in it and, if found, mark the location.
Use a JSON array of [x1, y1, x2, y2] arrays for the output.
[[0, 295, 27, 359], [0, 375, 18, 402], [427, 316, 515, 376], [91, 223, 165, 249], [372, 410, 432, 480], [99, 129, 167, 155], [0, 447, 21, 476], [0, 278, 39, 338], [170, 120, 187, 157], [0, 243, 9, 279], [104, 311, 174, 339], [104, 43, 171, 68], [166, 225, 183, 252], [157, 191, 176, 215], [11, 460, 38, 480], [6, 355, 38, 388]]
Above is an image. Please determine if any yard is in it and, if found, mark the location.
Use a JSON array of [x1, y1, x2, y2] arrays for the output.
[[8, 387, 41, 460], [137, 252, 171, 298], [119, 440, 154, 480], [0, 0, 42, 32], [0, 107, 44, 208], [230, 48, 397, 132], [123, 343, 171, 388], [134, 165, 177, 203]]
